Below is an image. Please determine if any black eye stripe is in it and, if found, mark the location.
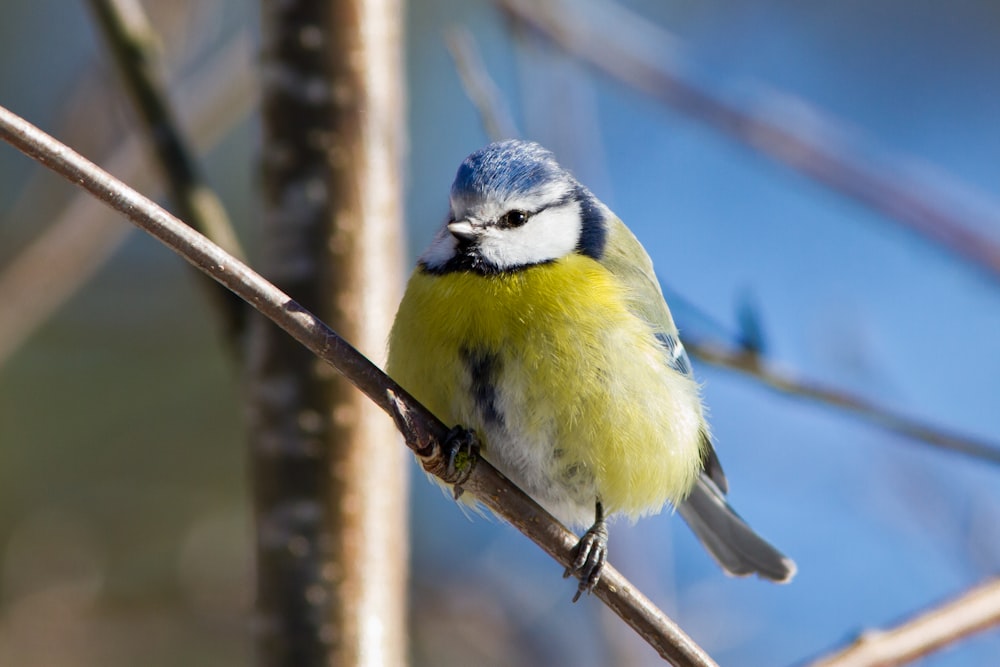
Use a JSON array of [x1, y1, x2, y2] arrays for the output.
[[492, 190, 582, 231]]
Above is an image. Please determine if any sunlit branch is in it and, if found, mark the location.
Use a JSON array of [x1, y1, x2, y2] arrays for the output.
[[806, 578, 1000, 667]]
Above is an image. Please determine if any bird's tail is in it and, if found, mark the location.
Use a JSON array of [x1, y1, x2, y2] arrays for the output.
[[677, 474, 796, 583]]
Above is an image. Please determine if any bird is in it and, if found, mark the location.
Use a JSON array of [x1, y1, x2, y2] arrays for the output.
[[387, 139, 795, 600]]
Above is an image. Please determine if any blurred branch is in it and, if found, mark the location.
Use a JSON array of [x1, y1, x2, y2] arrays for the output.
[[497, 0, 1000, 282], [86, 0, 247, 341], [445, 26, 519, 140], [807, 578, 1000, 667], [686, 338, 1000, 466], [0, 32, 255, 367], [0, 194, 130, 364], [0, 106, 718, 667]]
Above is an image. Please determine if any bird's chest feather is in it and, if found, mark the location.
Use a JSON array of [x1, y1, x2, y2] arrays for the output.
[[387, 255, 704, 522], [391, 256, 632, 436]]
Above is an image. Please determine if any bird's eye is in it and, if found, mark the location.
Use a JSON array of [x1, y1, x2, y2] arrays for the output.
[[499, 210, 529, 228]]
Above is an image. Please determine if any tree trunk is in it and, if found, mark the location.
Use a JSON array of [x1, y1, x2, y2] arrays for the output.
[[251, 1, 407, 665]]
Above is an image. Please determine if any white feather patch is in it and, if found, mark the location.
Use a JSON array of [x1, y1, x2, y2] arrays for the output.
[[420, 224, 460, 269]]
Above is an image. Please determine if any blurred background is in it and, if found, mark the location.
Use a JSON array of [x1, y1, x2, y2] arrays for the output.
[[1, 0, 999, 665]]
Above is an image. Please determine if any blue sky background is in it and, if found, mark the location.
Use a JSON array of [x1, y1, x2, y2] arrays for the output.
[[1, 1, 998, 665]]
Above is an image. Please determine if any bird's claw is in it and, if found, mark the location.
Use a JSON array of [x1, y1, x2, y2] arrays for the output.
[[443, 426, 480, 497], [563, 519, 609, 602]]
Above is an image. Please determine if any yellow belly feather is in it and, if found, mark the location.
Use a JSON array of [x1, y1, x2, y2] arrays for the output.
[[387, 254, 705, 524]]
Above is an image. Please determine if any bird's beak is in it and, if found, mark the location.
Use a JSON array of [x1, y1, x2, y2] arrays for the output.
[[447, 219, 479, 242]]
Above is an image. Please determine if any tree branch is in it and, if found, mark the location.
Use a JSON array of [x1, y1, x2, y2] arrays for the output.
[[497, 0, 1000, 282], [0, 105, 716, 667], [86, 0, 247, 341], [807, 578, 1000, 667], [685, 339, 1000, 466], [445, 26, 519, 140]]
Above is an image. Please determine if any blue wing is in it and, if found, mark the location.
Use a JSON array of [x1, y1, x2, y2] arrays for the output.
[[655, 331, 694, 378]]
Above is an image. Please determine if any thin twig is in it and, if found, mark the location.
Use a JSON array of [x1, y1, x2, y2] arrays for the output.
[[497, 0, 1000, 282], [0, 106, 716, 667], [685, 339, 1000, 466], [86, 0, 247, 340], [807, 578, 1000, 667]]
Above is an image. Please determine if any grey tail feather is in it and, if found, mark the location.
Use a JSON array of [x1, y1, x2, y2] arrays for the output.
[[677, 474, 796, 583]]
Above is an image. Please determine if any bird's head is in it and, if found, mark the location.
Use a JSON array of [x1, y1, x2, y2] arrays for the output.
[[420, 140, 609, 274]]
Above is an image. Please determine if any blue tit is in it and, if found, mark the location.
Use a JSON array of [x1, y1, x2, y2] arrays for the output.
[[388, 139, 795, 599]]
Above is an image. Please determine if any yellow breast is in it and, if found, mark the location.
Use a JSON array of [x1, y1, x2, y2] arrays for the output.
[[387, 254, 705, 523]]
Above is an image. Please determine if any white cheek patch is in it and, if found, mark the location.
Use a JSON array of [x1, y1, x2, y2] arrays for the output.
[[478, 202, 582, 269]]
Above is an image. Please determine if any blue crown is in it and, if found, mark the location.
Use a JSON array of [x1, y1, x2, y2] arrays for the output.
[[451, 140, 569, 202]]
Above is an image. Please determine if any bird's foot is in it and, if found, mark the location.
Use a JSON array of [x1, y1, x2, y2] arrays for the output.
[[564, 514, 609, 603], [442, 426, 480, 498]]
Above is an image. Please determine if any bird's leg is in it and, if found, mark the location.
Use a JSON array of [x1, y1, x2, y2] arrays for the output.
[[564, 500, 608, 602], [442, 425, 480, 498]]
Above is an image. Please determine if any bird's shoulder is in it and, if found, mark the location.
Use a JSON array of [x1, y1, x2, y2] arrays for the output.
[[599, 216, 679, 340]]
